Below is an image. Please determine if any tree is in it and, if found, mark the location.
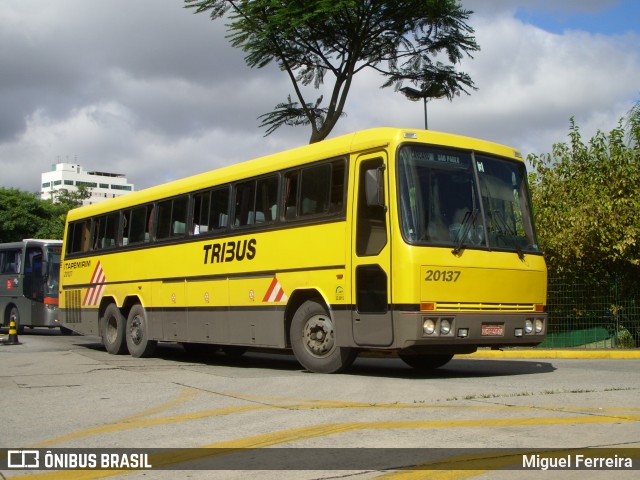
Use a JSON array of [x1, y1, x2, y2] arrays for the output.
[[54, 184, 92, 210], [0, 188, 61, 242], [626, 100, 640, 147], [528, 117, 640, 278], [185, 0, 479, 143]]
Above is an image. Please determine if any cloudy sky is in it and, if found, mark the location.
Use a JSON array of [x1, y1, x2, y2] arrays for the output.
[[1, 0, 639, 193]]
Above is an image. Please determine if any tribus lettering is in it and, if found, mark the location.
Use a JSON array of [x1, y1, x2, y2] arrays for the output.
[[203, 239, 257, 264]]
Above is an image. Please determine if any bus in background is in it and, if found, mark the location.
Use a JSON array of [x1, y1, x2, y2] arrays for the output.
[[58, 128, 547, 373], [0, 239, 66, 334]]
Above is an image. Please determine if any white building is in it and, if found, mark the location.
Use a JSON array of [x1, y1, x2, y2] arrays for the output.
[[41, 162, 134, 205]]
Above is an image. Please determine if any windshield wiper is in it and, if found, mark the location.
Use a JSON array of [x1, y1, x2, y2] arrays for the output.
[[452, 209, 479, 256], [491, 210, 525, 260]]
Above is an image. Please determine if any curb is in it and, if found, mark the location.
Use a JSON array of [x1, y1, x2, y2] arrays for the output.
[[463, 349, 640, 359]]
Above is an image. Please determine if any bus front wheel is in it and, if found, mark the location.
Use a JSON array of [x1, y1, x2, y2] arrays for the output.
[[101, 304, 127, 355], [290, 300, 356, 374], [126, 304, 157, 358]]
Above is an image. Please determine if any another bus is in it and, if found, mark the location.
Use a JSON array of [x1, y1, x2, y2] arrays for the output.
[[58, 128, 547, 373], [1, 239, 64, 333]]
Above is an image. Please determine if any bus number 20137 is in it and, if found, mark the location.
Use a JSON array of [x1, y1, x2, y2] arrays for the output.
[[425, 270, 461, 282]]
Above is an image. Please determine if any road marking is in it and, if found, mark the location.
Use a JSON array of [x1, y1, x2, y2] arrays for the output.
[[17, 412, 640, 479], [118, 385, 198, 422], [34, 390, 640, 448]]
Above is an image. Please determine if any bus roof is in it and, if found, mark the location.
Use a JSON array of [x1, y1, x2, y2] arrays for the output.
[[0, 239, 62, 249], [65, 127, 522, 221]]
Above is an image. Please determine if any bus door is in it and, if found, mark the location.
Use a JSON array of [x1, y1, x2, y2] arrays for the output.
[[25, 246, 45, 325], [351, 153, 393, 346]]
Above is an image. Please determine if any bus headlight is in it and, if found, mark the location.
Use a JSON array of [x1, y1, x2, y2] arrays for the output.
[[423, 318, 436, 335], [524, 319, 533, 334], [535, 319, 544, 334], [440, 318, 452, 335]]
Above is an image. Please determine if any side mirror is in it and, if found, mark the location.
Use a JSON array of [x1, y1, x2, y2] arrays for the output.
[[365, 167, 385, 207]]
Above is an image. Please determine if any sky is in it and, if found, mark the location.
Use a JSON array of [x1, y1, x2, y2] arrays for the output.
[[1, 0, 639, 194]]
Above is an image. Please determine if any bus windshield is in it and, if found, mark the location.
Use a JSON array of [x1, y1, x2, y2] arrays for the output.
[[397, 145, 540, 255]]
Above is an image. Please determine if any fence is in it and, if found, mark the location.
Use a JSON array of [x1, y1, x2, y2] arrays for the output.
[[538, 273, 640, 349]]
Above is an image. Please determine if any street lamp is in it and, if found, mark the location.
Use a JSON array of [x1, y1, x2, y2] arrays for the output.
[[400, 85, 447, 130]]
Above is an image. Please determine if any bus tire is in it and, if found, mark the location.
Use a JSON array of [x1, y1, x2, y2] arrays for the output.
[[101, 304, 128, 355], [399, 353, 454, 371], [126, 304, 157, 358], [290, 299, 356, 374]]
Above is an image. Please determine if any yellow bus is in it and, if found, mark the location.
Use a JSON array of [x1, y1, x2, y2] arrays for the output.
[[59, 128, 547, 373]]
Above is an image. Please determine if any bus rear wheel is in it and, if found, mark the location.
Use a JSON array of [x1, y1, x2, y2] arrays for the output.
[[102, 304, 128, 355], [126, 304, 157, 358], [399, 353, 454, 371], [290, 299, 356, 374]]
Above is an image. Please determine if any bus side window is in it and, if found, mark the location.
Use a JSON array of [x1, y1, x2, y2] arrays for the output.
[[66, 220, 90, 254], [121, 210, 131, 246], [234, 180, 256, 227], [128, 205, 150, 244], [156, 200, 172, 239], [193, 191, 211, 235], [171, 196, 188, 237], [81, 221, 90, 252], [90, 217, 99, 250], [156, 196, 188, 240], [193, 187, 230, 234], [330, 160, 346, 213], [300, 164, 331, 216], [92, 213, 119, 250], [256, 175, 279, 224], [1, 250, 21, 273], [210, 186, 230, 230], [283, 171, 299, 219]]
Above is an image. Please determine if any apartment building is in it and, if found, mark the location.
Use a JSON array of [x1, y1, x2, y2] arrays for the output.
[[41, 162, 134, 205]]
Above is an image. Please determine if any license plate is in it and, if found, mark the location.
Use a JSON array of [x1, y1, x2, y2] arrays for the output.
[[481, 324, 504, 336]]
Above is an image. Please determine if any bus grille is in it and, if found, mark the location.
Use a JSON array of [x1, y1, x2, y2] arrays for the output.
[[435, 302, 536, 312], [65, 290, 83, 324]]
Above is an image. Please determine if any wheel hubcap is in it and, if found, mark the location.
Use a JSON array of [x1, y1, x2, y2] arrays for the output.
[[129, 315, 143, 345], [106, 317, 118, 344], [303, 315, 335, 357]]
